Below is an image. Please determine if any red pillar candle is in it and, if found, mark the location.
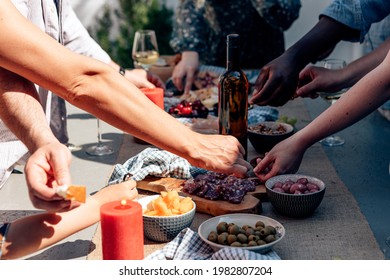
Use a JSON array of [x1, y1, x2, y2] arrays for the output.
[[100, 200, 144, 260], [141, 87, 164, 110]]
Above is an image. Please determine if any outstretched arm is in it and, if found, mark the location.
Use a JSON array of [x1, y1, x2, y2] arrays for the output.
[[1, 180, 137, 260], [297, 36, 390, 98], [254, 49, 390, 180], [250, 16, 358, 106], [0, 0, 250, 177]]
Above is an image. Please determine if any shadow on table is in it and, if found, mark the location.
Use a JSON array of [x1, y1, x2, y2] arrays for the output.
[[27, 240, 95, 260], [70, 132, 123, 166]]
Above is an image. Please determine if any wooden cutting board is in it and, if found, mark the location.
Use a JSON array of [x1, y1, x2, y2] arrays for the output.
[[136, 177, 267, 216]]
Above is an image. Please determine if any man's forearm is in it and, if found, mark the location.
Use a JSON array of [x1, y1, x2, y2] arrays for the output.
[[0, 69, 58, 153]]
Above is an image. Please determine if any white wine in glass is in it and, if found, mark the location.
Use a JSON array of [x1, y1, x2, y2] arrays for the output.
[[132, 30, 159, 71], [318, 58, 347, 147]]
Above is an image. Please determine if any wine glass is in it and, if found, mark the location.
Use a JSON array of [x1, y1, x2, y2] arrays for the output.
[[86, 118, 115, 156], [132, 30, 159, 71], [318, 58, 347, 147]]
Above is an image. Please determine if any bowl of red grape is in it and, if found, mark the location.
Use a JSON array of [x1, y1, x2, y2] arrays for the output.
[[265, 174, 326, 218]]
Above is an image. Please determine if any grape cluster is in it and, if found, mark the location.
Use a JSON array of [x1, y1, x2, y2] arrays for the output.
[[168, 100, 209, 118]]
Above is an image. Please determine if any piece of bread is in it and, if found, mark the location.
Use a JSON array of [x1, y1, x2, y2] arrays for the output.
[[56, 185, 86, 203]]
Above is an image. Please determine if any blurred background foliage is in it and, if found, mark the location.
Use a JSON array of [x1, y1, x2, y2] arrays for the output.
[[89, 0, 174, 68]]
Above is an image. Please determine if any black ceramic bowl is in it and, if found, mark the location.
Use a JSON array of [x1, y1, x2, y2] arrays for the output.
[[248, 121, 294, 154], [265, 174, 326, 218]]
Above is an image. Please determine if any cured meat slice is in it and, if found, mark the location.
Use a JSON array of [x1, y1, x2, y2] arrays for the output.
[[182, 171, 255, 204]]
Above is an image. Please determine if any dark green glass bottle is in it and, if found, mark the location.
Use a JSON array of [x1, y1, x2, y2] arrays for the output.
[[218, 34, 249, 159]]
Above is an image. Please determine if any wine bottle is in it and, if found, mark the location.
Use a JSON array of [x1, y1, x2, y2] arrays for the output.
[[218, 34, 249, 159]]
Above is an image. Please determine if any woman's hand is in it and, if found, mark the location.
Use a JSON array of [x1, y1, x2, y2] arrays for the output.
[[125, 68, 165, 89], [172, 51, 199, 94], [296, 65, 347, 98], [253, 135, 306, 181]]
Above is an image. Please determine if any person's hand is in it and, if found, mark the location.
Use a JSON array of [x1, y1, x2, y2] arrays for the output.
[[172, 51, 199, 94], [187, 134, 252, 178], [125, 69, 165, 89], [24, 142, 73, 212], [296, 65, 347, 98], [250, 55, 301, 107], [92, 180, 138, 204], [252, 136, 306, 181]]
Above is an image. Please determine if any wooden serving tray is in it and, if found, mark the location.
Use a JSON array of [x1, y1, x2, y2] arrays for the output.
[[136, 176, 267, 216]]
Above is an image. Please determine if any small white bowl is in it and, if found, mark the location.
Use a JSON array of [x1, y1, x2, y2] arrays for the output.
[[137, 194, 196, 242], [198, 214, 285, 253]]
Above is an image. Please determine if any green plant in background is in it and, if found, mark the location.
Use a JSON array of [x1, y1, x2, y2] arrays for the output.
[[90, 0, 174, 68]]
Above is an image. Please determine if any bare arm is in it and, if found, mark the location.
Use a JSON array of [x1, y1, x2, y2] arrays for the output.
[[250, 16, 359, 106], [296, 37, 390, 97], [0, 68, 74, 210], [0, 0, 250, 176], [0, 69, 57, 153], [1, 180, 138, 260], [254, 50, 390, 180]]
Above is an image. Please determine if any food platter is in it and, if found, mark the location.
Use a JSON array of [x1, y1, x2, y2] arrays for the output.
[[136, 176, 267, 216]]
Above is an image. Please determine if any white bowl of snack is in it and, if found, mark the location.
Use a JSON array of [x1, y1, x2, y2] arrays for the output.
[[137, 191, 196, 242], [198, 214, 285, 253]]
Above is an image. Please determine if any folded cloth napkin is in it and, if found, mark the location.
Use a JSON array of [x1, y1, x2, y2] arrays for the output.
[[145, 228, 280, 260], [108, 148, 207, 184]]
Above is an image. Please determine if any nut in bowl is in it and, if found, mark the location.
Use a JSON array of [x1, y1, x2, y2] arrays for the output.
[[265, 174, 326, 218], [198, 214, 285, 253], [248, 121, 294, 154], [137, 191, 196, 242]]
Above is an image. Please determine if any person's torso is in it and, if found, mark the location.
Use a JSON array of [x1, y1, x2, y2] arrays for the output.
[[201, 0, 285, 68]]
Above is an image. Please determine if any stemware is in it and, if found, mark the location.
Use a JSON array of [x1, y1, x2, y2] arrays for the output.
[[86, 118, 115, 156], [318, 58, 347, 147], [132, 30, 159, 71]]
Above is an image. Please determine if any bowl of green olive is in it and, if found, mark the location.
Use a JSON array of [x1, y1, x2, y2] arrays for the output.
[[198, 214, 285, 253]]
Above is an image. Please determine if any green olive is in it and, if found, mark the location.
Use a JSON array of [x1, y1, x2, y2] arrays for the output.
[[260, 227, 271, 238], [255, 226, 264, 232], [228, 224, 240, 235], [257, 240, 266, 246], [237, 233, 248, 244], [265, 226, 276, 235], [227, 234, 238, 245], [245, 227, 255, 236], [216, 222, 227, 234], [242, 224, 250, 231], [217, 234, 227, 245], [230, 241, 242, 247], [255, 221, 265, 228], [248, 240, 258, 247], [248, 234, 259, 242], [207, 232, 218, 243], [264, 234, 276, 243]]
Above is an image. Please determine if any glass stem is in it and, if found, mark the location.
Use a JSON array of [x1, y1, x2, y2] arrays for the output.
[[97, 119, 102, 145]]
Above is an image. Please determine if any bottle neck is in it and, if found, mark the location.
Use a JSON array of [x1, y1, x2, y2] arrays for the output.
[[226, 46, 240, 70]]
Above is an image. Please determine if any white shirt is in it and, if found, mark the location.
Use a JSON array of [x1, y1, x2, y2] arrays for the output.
[[0, 0, 111, 188]]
